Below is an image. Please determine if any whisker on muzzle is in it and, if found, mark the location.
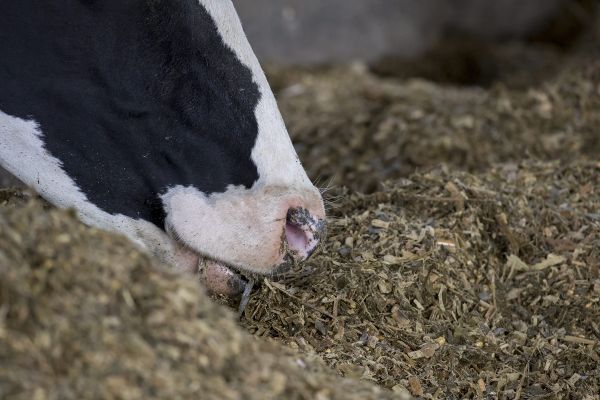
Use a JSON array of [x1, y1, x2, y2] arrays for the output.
[[317, 175, 337, 195]]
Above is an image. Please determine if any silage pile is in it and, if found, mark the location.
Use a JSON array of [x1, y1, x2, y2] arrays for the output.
[[243, 161, 600, 398], [0, 197, 398, 400]]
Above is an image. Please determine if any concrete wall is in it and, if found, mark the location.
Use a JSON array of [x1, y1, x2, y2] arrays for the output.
[[233, 0, 564, 64]]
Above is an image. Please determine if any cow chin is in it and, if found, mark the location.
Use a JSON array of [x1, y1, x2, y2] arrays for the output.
[[161, 184, 326, 276]]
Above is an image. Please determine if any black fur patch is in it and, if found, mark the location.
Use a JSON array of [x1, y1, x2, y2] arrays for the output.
[[0, 0, 261, 227]]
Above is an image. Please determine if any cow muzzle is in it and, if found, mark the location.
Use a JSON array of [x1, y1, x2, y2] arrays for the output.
[[163, 184, 326, 297], [198, 206, 326, 298]]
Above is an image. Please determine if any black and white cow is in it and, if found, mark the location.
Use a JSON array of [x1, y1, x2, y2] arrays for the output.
[[0, 0, 325, 294]]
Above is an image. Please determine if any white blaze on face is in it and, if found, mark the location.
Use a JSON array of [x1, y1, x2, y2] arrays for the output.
[[160, 0, 326, 274]]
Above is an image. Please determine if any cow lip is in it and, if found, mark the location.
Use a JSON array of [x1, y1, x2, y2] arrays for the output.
[[196, 254, 257, 316], [166, 222, 251, 294], [167, 219, 309, 310], [197, 254, 249, 292]]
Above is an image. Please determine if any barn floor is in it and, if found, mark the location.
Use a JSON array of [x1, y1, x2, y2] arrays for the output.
[[2, 20, 600, 400]]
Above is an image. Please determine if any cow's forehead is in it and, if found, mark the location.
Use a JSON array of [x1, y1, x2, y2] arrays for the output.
[[0, 0, 267, 227]]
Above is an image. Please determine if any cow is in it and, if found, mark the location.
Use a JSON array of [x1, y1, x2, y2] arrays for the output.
[[0, 0, 326, 297]]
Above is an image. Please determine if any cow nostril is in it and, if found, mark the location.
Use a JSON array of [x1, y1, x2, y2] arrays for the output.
[[285, 222, 309, 254], [285, 207, 324, 260]]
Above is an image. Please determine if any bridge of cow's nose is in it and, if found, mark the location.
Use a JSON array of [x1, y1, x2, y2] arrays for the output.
[[284, 207, 326, 261]]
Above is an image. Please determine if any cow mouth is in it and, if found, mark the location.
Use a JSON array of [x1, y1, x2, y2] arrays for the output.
[[167, 207, 325, 314], [195, 248, 305, 316], [165, 221, 258, 304], [197, 256, 251, 298], [195, 251, 296, 302], [197, 257, 256, 315]]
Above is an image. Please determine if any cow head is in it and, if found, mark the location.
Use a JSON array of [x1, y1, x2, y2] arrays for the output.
[[158, 0, 326, 275], [0, 0, 325, 283]]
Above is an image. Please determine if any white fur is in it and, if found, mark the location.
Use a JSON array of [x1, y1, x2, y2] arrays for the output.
[[200, 0, 313, 188]]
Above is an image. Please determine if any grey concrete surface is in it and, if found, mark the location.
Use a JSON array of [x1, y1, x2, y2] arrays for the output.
[[234, 0, 564, 64]]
